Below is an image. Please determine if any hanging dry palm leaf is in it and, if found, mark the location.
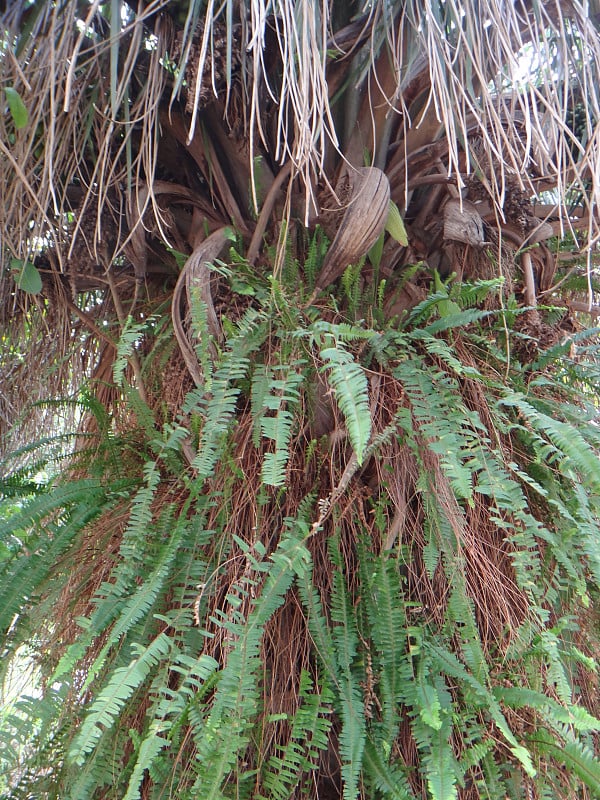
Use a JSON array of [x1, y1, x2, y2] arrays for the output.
[[172, 224, 233, 386], [316, 167, 390, 291]]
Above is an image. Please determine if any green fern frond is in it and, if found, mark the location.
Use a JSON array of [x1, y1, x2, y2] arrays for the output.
[[500, 392, 600, 493], [191, 356, 251, 480], [0, 481, 109, 636], [185, 310, 270, 482], [341, 260, 363, 317], [424, 711, 458, 800], [559, 739, 600, 793], [496, 685, 600, 733], [304, 225, 329, 290], [360, 550, 408, 742], [430, 644, 536, 777], [187, 288, 216, 387], [192, 529, 311, 798], [120, 461, 161, 560], [446, 588, 489, 685], [407, 653, 459, 800], [406, 289, 457, 326], [76, 511, 185, 690], [251, 363, 271, 447], [259, 363, 305, 487], [113, 315, 157, 385], [529, 729, 600, 795], [413, 330, 483, 379], [307, 319, 377, 343], [320, 345, 371, 464], [415, 665, 444, 732], [261, 670, 333, 800], [69, 632, 172, 766], [394, 359, 477, 503], [423, 307, 494, 335], [454, 278, 504, 308], [121, 650, 219, 799], [329, 547, 366, 800], [122, 723, 169, 800], [362, 739, 413, 799], [296, 567, 337, 680]]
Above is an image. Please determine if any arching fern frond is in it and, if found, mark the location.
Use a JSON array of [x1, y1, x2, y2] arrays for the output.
[[191, 526, 311, 798], [69, 632, 172, 766], [257, 361, 305, 487], [261, 670, 333, 800], [319, 345, 371, 465]]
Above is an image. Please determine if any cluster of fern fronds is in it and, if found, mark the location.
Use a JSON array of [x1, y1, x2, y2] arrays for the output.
[[1, 241, 600, 800]]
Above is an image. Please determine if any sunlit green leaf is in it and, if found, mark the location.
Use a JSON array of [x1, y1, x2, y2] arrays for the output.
[[5, 87, 28, 129], [11, 258, 42, 294], [385, 200, 408, 246]]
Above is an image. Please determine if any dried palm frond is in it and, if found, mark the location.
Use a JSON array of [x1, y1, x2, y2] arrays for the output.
[[2, 1, 599, 262], [315, 166, 390, 291], [396, 2, 599, 244], [0, 284, 102, 462], [0, 1, 172, 269], [172, 223, 233, 385]]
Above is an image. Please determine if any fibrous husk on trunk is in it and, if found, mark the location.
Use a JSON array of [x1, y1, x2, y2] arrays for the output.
[[443, 198, 486, 247]]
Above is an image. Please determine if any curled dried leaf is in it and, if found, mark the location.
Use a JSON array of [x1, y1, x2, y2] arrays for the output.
[[444, 199, 485, 246], [172, 226, 233, 386], [316, 167, 390, 290]]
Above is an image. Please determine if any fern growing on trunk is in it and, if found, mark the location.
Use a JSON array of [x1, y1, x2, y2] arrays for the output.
[[2, 2, 600, 798], [2, 249, 600, 798]]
